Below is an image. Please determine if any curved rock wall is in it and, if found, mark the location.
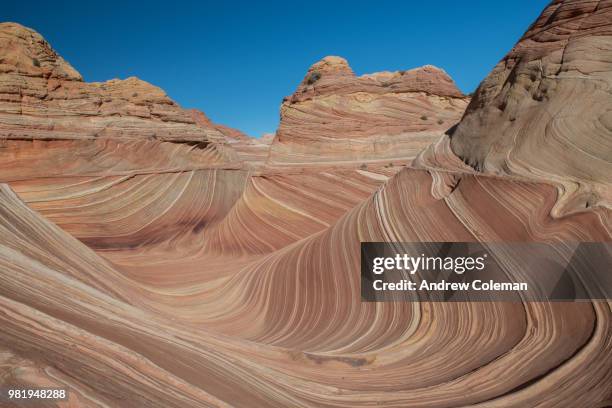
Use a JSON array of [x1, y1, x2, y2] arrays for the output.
[[0, 2, 611, 407], [449, 0, 612, 215]]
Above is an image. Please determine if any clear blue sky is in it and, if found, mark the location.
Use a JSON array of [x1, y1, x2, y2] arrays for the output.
[[4, 0, 550, 137]]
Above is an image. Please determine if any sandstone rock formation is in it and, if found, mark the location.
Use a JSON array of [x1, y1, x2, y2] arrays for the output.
[[213, 123, 273, 170], [187, 108, 272, 169], [0, 22, 238, 180], [448, 0, 612, 215], [0, 2, 611, 407], [268, 56, 469, 166]]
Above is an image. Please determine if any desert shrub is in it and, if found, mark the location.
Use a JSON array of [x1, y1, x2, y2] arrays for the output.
[[359, 163, 368, 170], [420, 115, 428, 121], [437, 119, 444, 125], [32, 58, 41, 67], [305, 71, 321, 85]]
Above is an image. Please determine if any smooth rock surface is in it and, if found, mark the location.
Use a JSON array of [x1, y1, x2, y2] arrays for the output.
[[448, 0, 612, 214]]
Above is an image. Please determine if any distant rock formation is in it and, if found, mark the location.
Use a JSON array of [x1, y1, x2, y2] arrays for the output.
[[267, 56, 469, 166], [448, 0, 612, 214], [259, 133, 275, 144], [0, 22, 238, 179], [213, 123, 273, 170], [0, 23, 230, 144]]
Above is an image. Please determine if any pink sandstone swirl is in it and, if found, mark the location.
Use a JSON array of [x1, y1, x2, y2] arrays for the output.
[[0, 2, 611, 407]]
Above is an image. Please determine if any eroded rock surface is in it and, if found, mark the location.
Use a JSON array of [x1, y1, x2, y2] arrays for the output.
[[268, 56, 469, 166], [448, 0, 612, 214], [0, 3, 611, 407], [0, 22, 237, 179]]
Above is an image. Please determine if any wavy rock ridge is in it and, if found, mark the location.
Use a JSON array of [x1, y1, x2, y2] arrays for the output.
[[0, 2, 611, 407], [448, 0, 612, 215]]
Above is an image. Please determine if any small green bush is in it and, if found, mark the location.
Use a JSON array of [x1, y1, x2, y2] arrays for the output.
[[32, 58, 41, 67], [305, 71, 321, 85], [420, 115, 428, 121]]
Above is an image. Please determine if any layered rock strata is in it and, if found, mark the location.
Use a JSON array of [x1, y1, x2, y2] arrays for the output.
[[0, 3, 611, 407], [268, 56, 469, 166], [447, 0, 612, 214], [0, 22, 237, 179]]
